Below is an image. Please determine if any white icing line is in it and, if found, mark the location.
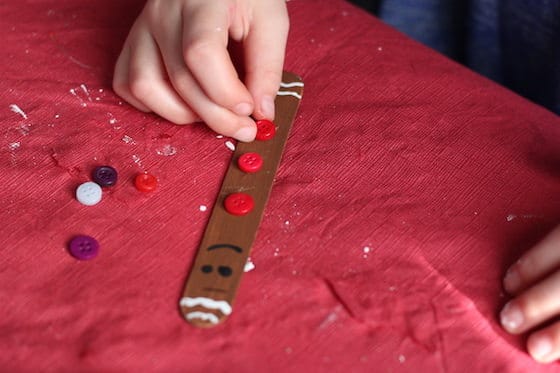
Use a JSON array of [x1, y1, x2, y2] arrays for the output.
[[277, 91, 302, 100], [280, 81, 304, 88], [9, 104, 28, 119], [180, 296, 232, 315], [185, 311, 220, 324]]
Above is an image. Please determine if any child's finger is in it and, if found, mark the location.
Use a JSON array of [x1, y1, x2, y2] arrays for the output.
[[527, 321, 560, 363], [113, 44, 151, 113], [243, 1, 289, 120], [500, 269, 560, 334], [154, 21, 256, 141], [504, 226, 560, 294], [181, 2, 254, 116], [126, 27, 199, 124]]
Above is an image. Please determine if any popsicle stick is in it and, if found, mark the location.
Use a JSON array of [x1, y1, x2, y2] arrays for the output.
[[179, 71, 304, 327]]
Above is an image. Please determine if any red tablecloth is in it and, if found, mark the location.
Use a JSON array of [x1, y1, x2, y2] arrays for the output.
[[2, 0, 560, 371]]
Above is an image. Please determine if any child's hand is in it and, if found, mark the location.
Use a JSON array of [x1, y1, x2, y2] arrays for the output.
[[113, 0, 289, 142], [501, 225, 560, 363]]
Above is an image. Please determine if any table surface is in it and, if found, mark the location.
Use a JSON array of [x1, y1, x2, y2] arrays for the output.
[[1, 0, 560, 372]]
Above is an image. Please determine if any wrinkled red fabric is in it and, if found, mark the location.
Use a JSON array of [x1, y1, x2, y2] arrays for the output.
[[1, 0, 560, 372]]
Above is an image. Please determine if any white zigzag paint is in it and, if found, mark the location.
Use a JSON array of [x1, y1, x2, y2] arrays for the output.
[[180, 296, 232, 315], [185, 311, 220, 324]]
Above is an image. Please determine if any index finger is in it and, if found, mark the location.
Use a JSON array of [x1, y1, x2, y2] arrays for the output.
[[181, 2, 254, 116], [504, 226, 560, 294]]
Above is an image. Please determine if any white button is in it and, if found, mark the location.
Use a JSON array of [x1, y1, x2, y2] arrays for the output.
[[76, 182, 102, 206]]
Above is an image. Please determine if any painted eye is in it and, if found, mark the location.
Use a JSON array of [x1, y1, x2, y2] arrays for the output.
[[201, 265, 213, 273], [218, 266, 232, 277]]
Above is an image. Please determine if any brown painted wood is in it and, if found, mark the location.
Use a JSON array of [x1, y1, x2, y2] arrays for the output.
[[179, 72, 304, 327]]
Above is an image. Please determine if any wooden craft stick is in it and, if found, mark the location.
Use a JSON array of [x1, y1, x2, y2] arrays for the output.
[[179, 71, 304, 328]]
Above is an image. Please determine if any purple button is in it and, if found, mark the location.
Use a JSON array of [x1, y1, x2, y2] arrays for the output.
[[92, 166, 118, 187], [68, 235, 99, 260]]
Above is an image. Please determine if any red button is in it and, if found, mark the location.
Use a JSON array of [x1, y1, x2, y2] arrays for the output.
[[224, 193, 254, 216], [255, 119, 276, 141], [238, 152, 263, 173], [135, 173, 157, 192]]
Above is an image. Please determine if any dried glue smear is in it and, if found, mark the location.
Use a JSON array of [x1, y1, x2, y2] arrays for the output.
[[244, 258, 255, 272], [225, 141, 235, 151], [9, 104, 28, 119]]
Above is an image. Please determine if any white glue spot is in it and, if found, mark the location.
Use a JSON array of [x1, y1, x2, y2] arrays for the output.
[[225, 141, 235, 151], [9, 104, 28, 119], [122, 135, 136, 145], [244, 258, 255, 273], [8, 142, 20, 151], [156, 144, 177, 156], [132, 154, 144, 170]]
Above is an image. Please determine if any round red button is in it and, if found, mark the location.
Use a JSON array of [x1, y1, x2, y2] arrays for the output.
[[255, 119, 276, 141], [224, 193, 254, 216], [238, 152, 263, 173], [135, 173, 157, 192]]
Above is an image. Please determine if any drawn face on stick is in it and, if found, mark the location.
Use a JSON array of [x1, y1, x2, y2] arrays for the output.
[[180, 244, 246, 327]]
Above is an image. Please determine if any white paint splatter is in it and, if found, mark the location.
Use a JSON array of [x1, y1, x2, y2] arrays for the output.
[[363, 246, 371, 254], [8, 142, 20, 150], [216, 135, 224, 139], [398, 355, 406, 363], [121, 135, 135, 144], [107, 112, 118, 126], [9, 104, 27, 119], [80, 84, 92, 101], [225, 141, 235, 151], [244, 258, 255, 272], [132, 154, 144, 169], [156, 144, 177, 156], [199, 205, 207, 212], [274, 248, 280, 257], [318, 306, 341, 329], [377, 46, 383, 51], [17, 123, 31, 136], [506, 214, 516, 222]]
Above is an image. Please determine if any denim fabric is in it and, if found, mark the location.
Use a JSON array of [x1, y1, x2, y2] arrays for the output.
[[351, 0, 560, 114]]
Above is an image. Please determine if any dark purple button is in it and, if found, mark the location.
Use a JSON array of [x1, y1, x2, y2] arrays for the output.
[[69, 235, 99, 260], [92, 166, 118, 187]]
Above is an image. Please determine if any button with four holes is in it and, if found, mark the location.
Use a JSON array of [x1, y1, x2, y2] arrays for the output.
[[238, 152, 263, 173], [224, 192, 254, 216], [76, 181, 103, 206], [135, 173, 157, 192], [92, 165, 118, 187], [68, 235, 99, 260], [255, 119, 276, 141]]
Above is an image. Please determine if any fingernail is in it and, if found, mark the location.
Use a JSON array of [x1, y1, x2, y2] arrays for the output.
[[504, 267, 521, 293], [530, 336, 553, 362], [500, 302, 524, 332], [234, 102, 253, 116], [261, 95, 275, 119], [232, 126, 256, 142]]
